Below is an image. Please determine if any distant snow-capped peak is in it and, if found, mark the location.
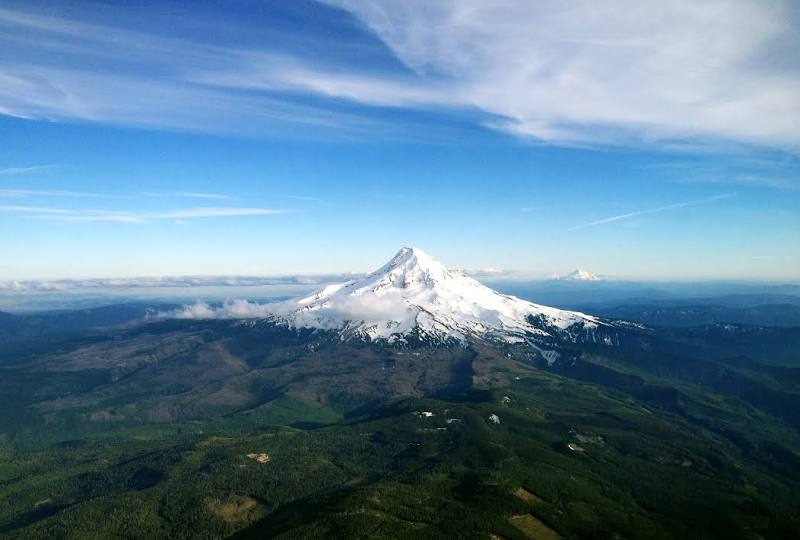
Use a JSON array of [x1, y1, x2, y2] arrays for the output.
[[553, 268, 601, 281], [271, 247, 603, 342]]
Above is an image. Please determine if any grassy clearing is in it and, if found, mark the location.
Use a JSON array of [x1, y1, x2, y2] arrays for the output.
[[509, 513, 561, 539]]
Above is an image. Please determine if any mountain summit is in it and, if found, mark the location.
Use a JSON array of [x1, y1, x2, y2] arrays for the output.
[[272, 247, 603, 342], [554, 268, 601, 281]]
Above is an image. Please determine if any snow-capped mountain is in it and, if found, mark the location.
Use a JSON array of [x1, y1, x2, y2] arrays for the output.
[[270, 247, 605, 342], [553, 268, 601, 281]]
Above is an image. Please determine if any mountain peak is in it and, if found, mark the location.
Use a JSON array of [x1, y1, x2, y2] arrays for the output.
[[376, 246, 435, 272], [272, 247, 602, 342], [369, 246, 458, 288], [553, 268, 601, 281]]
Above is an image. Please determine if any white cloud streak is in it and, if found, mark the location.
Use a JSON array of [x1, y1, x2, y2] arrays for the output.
[[0, 189, 120, 198], [282, 195, 324, 202], [174, 192, 234, 200], [0, 205, 75, 214], [567, 193, 735, 231], [683, 173, 799, 191], [142, 191, 235, 200], [640, 156, 800, 190], [0, 165, 58, 176], [0, 205, 286, 223]]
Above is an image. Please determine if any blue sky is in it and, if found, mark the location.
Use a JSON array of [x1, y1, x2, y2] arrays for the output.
[[1, 0, 798, 281]]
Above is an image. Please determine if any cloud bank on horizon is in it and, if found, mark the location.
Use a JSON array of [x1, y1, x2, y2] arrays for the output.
[[0, 267, 578, 293], [0, 1, 798, 149], [0, 273, 362, 293]]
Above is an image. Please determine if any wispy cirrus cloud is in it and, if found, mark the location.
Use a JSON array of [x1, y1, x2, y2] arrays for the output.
[[0, 205, 75, 215], [686, 174, 799, 191], [1, 188, 242, 200], [322, 2, 800, 150], [0, 165, 59, 176], [175, 192, 234, 200], [282, 195, 324, 202], [0, 188, 121, 198], [319, 1, 800, 148], [641, 155, 800, 191], [567, 193, 735, 231], [726, 174, 798, 190], [0, 204, 287, 223], [142, 191, 235, 200], [1, 2, 799, 149], [0, 5, 428, 140]]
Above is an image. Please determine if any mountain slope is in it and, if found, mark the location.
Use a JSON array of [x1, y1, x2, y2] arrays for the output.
[[270, 247, 605, 342]]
